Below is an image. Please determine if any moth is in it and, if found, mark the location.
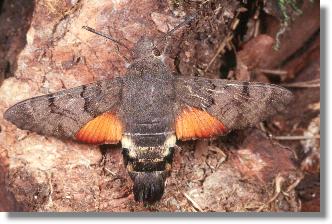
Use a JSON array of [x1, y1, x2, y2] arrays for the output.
[[4, 26, 293, 204]]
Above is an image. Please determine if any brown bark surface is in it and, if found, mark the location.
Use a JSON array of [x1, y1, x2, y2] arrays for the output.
[[0, 0, 320, 212]]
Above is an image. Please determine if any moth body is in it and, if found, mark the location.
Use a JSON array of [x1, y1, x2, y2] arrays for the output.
[[118, 38, 178, 202]]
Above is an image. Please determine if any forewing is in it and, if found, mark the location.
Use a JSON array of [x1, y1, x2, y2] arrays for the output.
[[175, 77, 294, 139], [4, 78, 124, 143]]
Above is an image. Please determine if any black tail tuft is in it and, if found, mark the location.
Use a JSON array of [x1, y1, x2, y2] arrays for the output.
[[132, 172, 165, 204]]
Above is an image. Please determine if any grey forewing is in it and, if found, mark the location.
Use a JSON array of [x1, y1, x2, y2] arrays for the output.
[[4, 78, 123, 139], [175, 77, 294, 131]]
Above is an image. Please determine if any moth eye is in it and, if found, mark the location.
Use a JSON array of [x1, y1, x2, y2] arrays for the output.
[[152, 47, 161, 56]]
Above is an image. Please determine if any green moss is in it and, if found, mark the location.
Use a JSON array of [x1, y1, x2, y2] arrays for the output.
[[274, 0, 304, 50]]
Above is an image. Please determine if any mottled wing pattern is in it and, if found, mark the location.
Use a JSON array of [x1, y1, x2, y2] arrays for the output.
[[175, 77, 293, 139], [4, 78, 123, 142]]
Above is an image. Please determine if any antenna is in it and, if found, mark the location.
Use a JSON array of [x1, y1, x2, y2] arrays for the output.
[[156, 13, 197, 56], [82, 26, 130, 51], [156, 0, 214, 51], [82, 26, 132, 63], [159, 14, 197, 42]]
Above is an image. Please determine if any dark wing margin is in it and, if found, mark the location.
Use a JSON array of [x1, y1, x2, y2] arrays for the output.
[[4, 78, 123, 141], [175, 77, 294, 133]]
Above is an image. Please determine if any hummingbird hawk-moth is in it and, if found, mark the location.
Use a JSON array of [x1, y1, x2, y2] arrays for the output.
[[3, 27, 293, 204]]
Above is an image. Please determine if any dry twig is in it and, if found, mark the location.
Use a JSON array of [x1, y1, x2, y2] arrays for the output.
[[272, 135, 320, 140], [183, 192, 204, 212], [282, 79, 320, 88]]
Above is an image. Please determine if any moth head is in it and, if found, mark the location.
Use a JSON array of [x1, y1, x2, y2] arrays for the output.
[[121, 135, 176, 203], [132, 37, 161, 59]]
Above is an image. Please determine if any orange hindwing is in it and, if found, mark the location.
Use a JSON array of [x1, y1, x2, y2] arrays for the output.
[[75, 112, 123, 144], [175, 107, 226, 140]]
